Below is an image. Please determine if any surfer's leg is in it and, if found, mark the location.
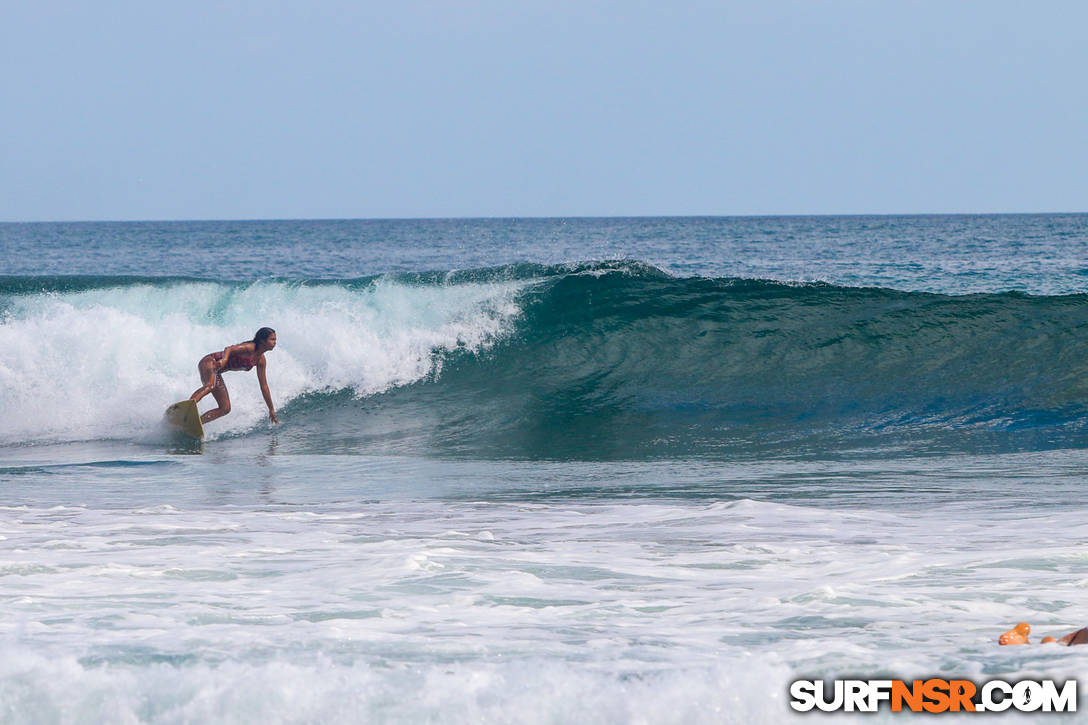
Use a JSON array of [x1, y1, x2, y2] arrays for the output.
[[998, 622, 1031, 645], [191, 356, 219, 403], [200, 380, 231, 423]]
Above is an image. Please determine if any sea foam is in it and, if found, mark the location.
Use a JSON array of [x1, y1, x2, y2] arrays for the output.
[[0, 278, 527, 445]]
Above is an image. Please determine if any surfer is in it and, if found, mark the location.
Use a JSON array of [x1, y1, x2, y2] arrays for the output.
[[191, 327, 279, 425], [998, 622, 1088, 646]]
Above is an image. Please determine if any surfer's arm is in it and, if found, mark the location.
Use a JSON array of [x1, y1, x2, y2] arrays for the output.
[[257, 357, 278, 423]]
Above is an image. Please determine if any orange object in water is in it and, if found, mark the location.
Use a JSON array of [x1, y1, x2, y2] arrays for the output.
[[998, 622, 1031, 645]]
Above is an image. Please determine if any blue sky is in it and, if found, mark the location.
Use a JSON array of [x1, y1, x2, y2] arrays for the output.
[[2, 1, 1085, 221]]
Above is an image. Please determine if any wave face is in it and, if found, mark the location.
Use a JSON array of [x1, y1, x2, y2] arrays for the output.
[[3, 263, 1088, 457]]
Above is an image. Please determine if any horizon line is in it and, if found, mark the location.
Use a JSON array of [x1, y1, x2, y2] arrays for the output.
[[2, 210, 1086, 225]]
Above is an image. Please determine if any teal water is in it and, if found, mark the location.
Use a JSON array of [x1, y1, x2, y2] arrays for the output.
[[2, 215, 1088, 723]]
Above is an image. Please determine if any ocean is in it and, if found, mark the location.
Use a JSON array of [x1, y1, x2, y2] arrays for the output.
[[2, 214, 1088, 722]]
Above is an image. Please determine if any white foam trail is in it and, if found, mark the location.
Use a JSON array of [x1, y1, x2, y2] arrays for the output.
[[0, 279, 527, 445], [3, 492, 1086, 723]]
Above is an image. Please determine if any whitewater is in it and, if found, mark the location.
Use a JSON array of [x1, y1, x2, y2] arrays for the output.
[[3, 215, 1088, 723]]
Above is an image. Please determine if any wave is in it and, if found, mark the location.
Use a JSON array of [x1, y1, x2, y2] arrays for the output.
[[2, 262, 1087, 457]]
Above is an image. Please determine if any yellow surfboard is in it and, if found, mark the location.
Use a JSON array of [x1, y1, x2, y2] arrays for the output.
[[164, 400, 205, 440]]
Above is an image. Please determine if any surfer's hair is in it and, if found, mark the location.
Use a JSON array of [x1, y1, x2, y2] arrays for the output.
[[253, 327, 276, 346]]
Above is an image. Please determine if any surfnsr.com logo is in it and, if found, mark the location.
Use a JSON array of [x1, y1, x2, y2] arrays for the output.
[[789, 679, 1077, 713]]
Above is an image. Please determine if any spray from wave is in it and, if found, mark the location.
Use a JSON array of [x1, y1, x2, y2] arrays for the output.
[[0, 273, 529, 445]]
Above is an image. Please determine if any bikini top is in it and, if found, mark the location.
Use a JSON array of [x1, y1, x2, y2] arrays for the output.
[[215, 349, 257, 372]]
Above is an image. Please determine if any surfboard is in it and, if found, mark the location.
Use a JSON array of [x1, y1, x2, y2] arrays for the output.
[[164, 400, 205, 440]]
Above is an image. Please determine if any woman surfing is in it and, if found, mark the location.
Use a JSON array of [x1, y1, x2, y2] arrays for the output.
[[191, 327, 279, 425]]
